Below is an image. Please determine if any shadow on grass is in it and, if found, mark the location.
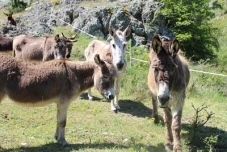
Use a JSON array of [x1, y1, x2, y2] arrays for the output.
[[79, 95, 164, 122], [118, 99, 153, 118], [0, 142, 167, 152], [79, 93, 103, 101], [182, 123, 227, 152]]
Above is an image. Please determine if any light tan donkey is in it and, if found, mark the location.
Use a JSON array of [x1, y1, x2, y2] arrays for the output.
[[147, 35, 190, 152], [0, 53, 117, 146], [85, 25, 131, 112]]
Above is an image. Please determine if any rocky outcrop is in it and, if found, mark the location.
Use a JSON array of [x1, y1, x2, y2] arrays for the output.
[[0, 0, 175, 47]]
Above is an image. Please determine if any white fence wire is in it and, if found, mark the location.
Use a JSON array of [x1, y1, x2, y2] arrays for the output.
[[49, 11, 227, 78]]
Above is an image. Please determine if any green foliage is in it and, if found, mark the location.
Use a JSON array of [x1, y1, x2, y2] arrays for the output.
[[158, 0, 219, 61], [187, 64, 227, 101], [203, 135, 219, 151], [212, 14, 227, 72], [122, 45, 150, 100], [8, 0, 27, 13]]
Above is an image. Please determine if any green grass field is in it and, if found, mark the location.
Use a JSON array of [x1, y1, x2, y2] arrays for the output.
[[0, 84, 226, 152]]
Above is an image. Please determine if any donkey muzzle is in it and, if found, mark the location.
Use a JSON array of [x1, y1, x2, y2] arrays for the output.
[[157, 94, 170, 108], [66, 54, 70, 58], [116, 62, 124, 70], [104, 90, 115, 101]]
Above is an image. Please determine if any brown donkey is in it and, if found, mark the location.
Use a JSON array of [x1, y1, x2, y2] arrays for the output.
[[13, 33, 77, 62], [0, 54, 117, 146], [4, 12, 16, 26], [147, 35, 190, 152]]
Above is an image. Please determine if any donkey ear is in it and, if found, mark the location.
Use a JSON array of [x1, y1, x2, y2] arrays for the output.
[[109, 27, 116, 37], [61, 33, 67, 39], [55, 34, 60, 41], [4, 13, 8, 16], [94, 54, 105, 67], [151, 35, 162, 54], [170, 38, 180, 56], [123, 25, 131, 37], [70, 34, 77, 40]]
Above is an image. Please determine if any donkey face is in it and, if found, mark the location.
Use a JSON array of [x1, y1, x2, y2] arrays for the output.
[[151, 35, 180, 108], [54, 34, 77, 59], [54, 34, 68, 59], [60, 33, 77, 58], [4, 13, 16, 26], [93, 55, 117, 101], [109, 25, 131, 70]]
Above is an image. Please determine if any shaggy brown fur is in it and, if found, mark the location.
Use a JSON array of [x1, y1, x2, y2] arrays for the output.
[[13, 34, 77, 62], [147, 35, 190, 152], [0, 53, 117, 146], [0, 36, 13, 51]]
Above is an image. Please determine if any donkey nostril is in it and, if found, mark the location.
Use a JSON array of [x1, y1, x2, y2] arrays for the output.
[[66, 54, 70, 58], [116, 62, 124, 70], [158, 95, 169, 105], [108, 94, 114, 100]]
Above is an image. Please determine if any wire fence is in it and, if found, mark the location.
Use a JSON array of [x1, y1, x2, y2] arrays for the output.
[[49, 11, 227, 78]]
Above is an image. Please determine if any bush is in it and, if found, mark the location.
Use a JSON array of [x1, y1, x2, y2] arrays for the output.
[[158, 0, 219, 61], [8, 0, 27, 13]]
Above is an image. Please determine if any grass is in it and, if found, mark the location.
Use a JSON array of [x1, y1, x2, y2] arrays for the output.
[[0, 87, 227, 152], [79, 0, 129, 9]]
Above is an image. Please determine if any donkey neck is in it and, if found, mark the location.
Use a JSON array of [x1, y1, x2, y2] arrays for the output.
[[70, 61, 98, 92]]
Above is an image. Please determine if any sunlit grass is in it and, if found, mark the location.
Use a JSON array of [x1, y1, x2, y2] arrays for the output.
[[79, 0, 128, 9]]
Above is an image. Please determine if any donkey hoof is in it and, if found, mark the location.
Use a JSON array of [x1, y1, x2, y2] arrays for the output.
[[112, 109, 118, 113], [57, 139, 69, 147], [173, 145, 182, 152], [115, 105, 120, 110], [88, 96, 93, 100], [165, 143, 173, 151]]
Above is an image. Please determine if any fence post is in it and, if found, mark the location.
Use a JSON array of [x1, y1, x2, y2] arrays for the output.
[[129, 39, 132, 68]]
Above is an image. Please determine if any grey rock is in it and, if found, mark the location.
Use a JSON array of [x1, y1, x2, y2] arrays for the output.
[[1, 0, 175, 48], [109, 8, 131, 30], [131, 18, 145, 36], [51, 5, 78, 27], [72, 8, 103, 37], [131, 33, 146, 46], [60, 0, 80, 4]]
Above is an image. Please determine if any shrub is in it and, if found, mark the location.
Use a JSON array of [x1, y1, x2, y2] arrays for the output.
[[158, 0, 219, 61]]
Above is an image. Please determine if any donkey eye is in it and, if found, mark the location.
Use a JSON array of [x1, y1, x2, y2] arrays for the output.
[[123, 44, 126, 49], [112, 44, 116, 48]]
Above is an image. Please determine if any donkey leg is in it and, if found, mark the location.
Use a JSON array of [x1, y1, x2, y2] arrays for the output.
[[151, 96, 159, 123], [172, 108, 183, 152], [164, 108, 173, 151], [111, 78, 121, 112], [55, 101, 70, 146], [0, 90, 4, 103], [87, 89, 93, 100], [114, 77, 121, 109]]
